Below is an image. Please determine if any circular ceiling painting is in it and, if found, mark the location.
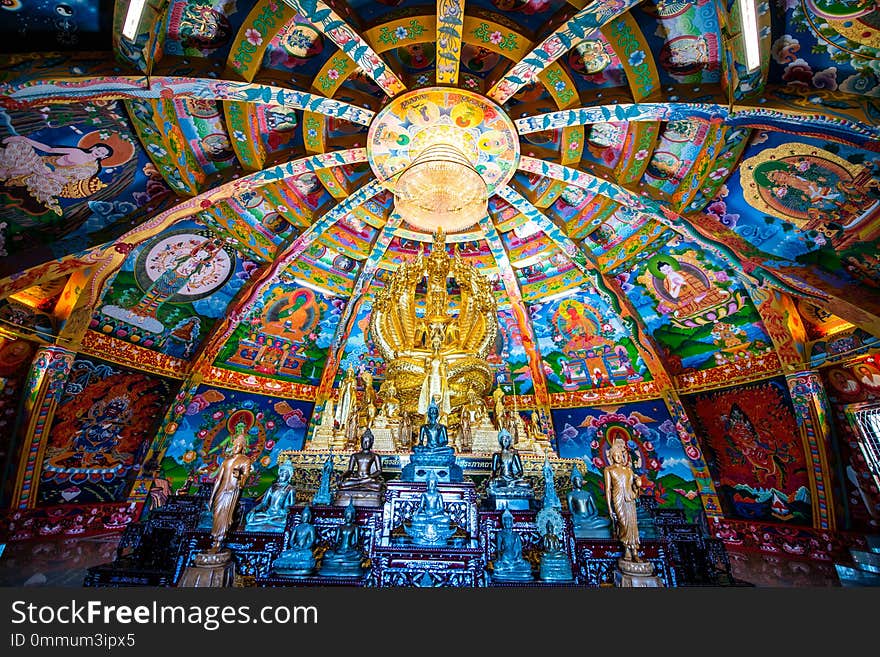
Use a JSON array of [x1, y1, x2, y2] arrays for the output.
[[366, 87, 520, 197]]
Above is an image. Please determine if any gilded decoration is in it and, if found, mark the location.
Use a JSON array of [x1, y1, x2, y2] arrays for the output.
[[369, 229, 497, 426]]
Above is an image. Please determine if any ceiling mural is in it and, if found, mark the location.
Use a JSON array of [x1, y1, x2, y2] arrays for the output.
[[91, 220, 255, 360], [0, 0, 878, 554]]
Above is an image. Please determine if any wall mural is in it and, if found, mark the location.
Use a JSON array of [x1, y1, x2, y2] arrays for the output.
[[617, 234, 773, 375], [706, 131, 880, 288], [552, 399, 703, 521], [37, 356, 175, 506], [684, 377, 813, 525], [529, 285, 650, 393], [821, 353, 880, 531], [164, 0, 248, 60], [771, 1, 880, 98], [215, 271, 345, 385], [335, 290, 386, 385], [159, 385, 313, 494], [91, 220, 255, 360], [0, 102, 168, 257]]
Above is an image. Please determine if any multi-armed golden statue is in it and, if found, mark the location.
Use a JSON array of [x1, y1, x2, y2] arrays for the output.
[[370, 229, 497, 425]]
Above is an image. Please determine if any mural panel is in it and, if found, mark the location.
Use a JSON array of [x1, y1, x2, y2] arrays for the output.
[[552, 399, 703, 521], [0, 102, 169, 257], [215, 272, 346, 385], [159, 385, 313, 494], [618, 234, 773, 375], [529, 286, 649, 393], [92, 220, 255, 360], [38, 356, 175, 506], [684, 378, 813, 525]]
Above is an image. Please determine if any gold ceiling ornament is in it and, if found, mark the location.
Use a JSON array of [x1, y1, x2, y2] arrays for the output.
[[369, 229, 498, 422], [366, 87, 519, 234]]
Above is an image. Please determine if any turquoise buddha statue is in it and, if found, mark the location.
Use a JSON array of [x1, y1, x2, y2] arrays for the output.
[[567, 465, 611, 539], [486, 429, 534, 510], [401, 400, 462, 482], [537, 509, 574, 582], [311, 454, 334, 506], [271, 505, 317, 576], [405, 471, 456, 546], [319, 501, 366, 577], [244, 460, 296, 532], [491, 509, 533, 582]]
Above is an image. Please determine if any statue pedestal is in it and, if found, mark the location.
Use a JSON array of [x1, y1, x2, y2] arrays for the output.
[[487, 487, 534, 511], [177, 549, 234, 587], [614, 558, 664, 587], [333, 488, 385, 508], [400, 448, 462, 483], [572, 522, 612, 539], [368, 425, 397, 452], [308, 426, 334, 451]]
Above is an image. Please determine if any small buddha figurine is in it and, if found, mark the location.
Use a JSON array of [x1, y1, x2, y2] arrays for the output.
[[311, 453, 334, 505], [334, 429, 386, 507], [567, 465, 611, 539], [492, 387, 506, 431], [537, 511, 574, 582], [319, 500, 366, 577], [491, 509, 533, 582], [487, 429, 534, 509], [271, 505, 317, 576], [360, 369, 377, 429], [244, 459, 297, 532], [405, 471, 456, 546]]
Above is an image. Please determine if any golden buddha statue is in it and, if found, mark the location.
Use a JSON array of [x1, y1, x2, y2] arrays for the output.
[[369, 229, 497, 423]]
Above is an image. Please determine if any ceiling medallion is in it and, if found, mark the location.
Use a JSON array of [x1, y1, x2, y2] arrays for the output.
[[366, 87, 520, 233]]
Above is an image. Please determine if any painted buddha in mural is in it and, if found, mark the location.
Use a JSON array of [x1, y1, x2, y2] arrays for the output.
[[652, 257, 731, 322], [369, 229, 497, 423]]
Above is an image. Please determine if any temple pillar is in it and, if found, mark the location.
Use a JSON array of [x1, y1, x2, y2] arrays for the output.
[[10, 345, 76, 509], [662, 390, 724, 520], [785, 370, 838, 531]]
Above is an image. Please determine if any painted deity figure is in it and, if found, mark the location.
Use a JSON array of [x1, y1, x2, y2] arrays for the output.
[[0, 135, 114, 215], [126, 237, 226, 322], [603, 438, 641, 562], [654, 259, 728, 318], [71, 396, 131, 463], [208, 430, 253, 551]]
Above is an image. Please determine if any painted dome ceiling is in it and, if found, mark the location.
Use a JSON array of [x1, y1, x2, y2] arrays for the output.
[[1, 0, 879, 410]]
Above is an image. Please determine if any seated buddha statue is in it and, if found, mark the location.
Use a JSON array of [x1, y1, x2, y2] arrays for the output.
[[334, 429, 386, 507], [486, 429, 534, 510], [373, 380, 401, 429], [538, 512, 574, 582], [244, 460, 296, 532], [491, 509, 533, 582], [567, 465, 611, 539], [401, 399, 463, 482], [318, 501, 366, 577], [272, 505, 317, 576], [404, 471, 456, 546]]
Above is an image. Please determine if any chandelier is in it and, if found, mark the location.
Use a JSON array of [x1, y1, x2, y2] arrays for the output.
[[392, 143, 489, 233]]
